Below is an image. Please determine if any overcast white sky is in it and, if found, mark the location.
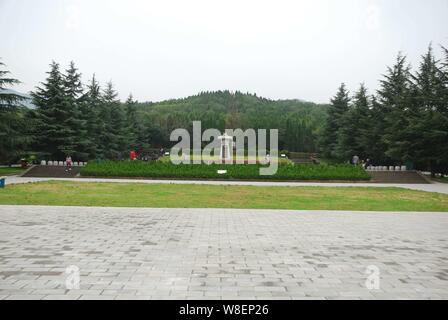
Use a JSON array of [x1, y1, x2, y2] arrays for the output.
[[1, 0, 447, 103]]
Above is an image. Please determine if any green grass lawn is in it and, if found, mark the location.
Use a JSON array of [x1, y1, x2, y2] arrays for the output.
[[0, 167, 25, 176], [1, 181, 447, 211]]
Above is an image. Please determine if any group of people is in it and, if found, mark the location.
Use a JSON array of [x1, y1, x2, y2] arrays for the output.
[[130, 150, 161, 162], [62, 150, 157, 171], [350, 155, 371, 169]]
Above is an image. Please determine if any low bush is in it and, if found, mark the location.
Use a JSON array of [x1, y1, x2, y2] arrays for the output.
[[81, 161, 371, 181]]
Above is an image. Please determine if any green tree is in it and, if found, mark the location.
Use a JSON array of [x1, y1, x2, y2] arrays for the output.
[[408, 46, 448, 175], [81, 74, 103, 159], [439, 46, 448, 175], [0, 59, 29, 164], [320, 83, 350, 159], [63, 61, 90, 160], [335, 84, 371, 160], [0, 60, 25, 110], [100, 81, 126, 159], [377, 53, 413, 163], [284, 115, 317, 152], [363, 96, 388, 164], [31, 61, 75, 159], [124, 94, 139, 150]]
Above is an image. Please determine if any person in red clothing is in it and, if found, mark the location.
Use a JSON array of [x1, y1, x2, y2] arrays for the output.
[[65, 156, 73, 172], [130, 151, 137, 161]]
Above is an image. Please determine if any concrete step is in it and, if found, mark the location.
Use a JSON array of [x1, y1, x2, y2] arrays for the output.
[[22, 165, 81, 178], [369, 171, 430, 184]]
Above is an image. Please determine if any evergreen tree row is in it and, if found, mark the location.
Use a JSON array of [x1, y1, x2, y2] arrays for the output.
[[25, 62, 327, 162], [29, 61, 147, 161], [320, 45, 448, 175]]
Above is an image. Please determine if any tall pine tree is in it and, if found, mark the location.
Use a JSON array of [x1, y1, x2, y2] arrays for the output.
[[31, 62, 75, 159], [81, 74, 103, 159], [0, 59, 29, 164], [335, 84, 371, 160], [408, 46, 448, 175], [63, 61, 90, 161], [377, 53, 413, 164], [100, 81, 126, 159], [124, 94, 139, 150], [320, 83, 350, 159]]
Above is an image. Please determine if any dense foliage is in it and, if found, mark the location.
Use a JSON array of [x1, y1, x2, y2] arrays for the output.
[[81, 161, 370, 181], [0, 60, 30, 164], [20, 61, 327, 162], [2, 42, 447, 178], [320, 45, 448, 176], [138, 91, 327, 152], [29, 62, 137, 161]]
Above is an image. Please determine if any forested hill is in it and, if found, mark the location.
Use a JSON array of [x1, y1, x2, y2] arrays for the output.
[[136, 90, 329, 152]]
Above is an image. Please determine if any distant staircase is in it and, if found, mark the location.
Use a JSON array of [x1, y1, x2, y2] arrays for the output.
[[369, 171, 430, 184], [22, 165, 81, 178]]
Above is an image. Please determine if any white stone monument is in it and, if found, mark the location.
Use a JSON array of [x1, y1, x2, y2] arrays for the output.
[[218, 133, 233, 161]]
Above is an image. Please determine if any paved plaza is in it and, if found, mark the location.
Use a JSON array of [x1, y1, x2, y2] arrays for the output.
[[0, 205, 447, 300]]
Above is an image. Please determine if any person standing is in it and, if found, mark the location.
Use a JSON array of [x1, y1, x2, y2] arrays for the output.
[[65, 156, 72, 172], [365, 158, 372, 169], [352, 155, 360, 166]]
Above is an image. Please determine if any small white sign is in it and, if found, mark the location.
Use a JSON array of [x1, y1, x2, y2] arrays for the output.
[[217, 170, 227, 175], [165, 152, 170, 156]]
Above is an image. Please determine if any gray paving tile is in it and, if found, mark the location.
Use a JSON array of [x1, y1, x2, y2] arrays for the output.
[[0, 206, 447, 300]]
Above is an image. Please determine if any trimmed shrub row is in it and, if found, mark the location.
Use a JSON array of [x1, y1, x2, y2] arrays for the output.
[[81, 161, 371, 181]]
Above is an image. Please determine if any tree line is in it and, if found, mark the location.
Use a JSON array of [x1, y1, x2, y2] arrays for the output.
[[1, 44, 447, 176], [137, 90, 326, 152], [320, 45, 448, 175], [27, 61, 152, 161], [1, 62, 328, 164], [0, 60, 154, 162]]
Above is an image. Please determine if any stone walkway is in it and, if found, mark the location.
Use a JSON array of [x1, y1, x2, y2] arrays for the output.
[[0, 205, 447, 300], [4, 176, 448, 194]]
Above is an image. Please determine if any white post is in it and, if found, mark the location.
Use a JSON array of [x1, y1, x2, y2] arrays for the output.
[[218, 133, 233, 163]]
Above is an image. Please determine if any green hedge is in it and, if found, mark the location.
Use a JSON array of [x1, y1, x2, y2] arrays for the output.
[[81, 161, 370, 181]]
